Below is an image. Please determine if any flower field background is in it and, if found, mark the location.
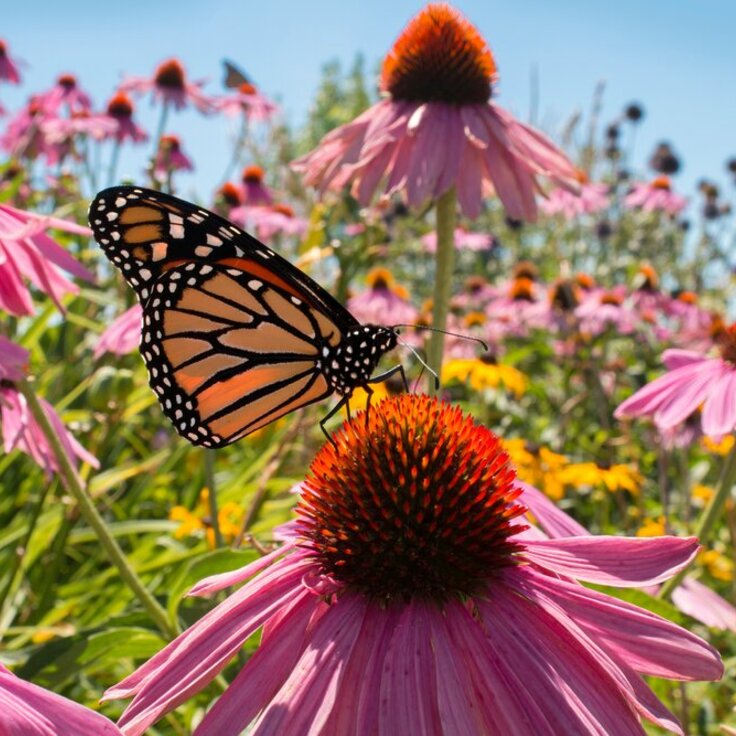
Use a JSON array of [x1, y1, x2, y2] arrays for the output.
[[1, 4, 736, 734]]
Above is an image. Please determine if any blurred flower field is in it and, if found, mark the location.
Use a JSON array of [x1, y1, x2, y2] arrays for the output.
[[1, 4, 736, 734]]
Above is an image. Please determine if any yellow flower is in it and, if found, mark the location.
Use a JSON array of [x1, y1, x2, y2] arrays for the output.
[[562, 462, 642, 495], [637, 517, 666, 537], [702, 434, 735, 455], [504, 438, 569, 500], [170, 488, 244, 547], [443, 357, 527, 397], [343, 381, 391, 415], [692, 484, 715, 507], [699, 549, 734, 582]]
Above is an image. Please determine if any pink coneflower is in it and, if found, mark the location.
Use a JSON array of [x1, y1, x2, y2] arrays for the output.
[[41, 109, 117, 145], [0, 39, 22, 84], [1, 96, 55, 161], [421, 226, 494, 253], [121, 58, 215, 113], [153, 134, 193, 178], [239, 165, 273, 205], [105, 395, 721, 735], [104, 91, 148, 144], [292, 4, 577, 220], [540, 179, 609, 219], [230, 203, 308, 241], [212, 181, 243, 217], [575, 289, 637, 336], [0, 203, 94, 316], [94, 304, 142, 358], [624, 176, 687, 216], [216, 81, 279, 122], [0, 664, 122, 735], [40, 73, 93, 114], [0, 339, 98, 475], [347, 267, 418, 327], [615, 330, 736, 436]]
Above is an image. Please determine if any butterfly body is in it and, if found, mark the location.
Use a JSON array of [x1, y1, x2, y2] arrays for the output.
[[89, 186, 398, 447]]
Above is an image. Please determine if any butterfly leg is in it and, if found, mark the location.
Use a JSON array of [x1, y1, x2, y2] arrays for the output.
[[368, 364, 409, 393], [320, 395, 350, 448]]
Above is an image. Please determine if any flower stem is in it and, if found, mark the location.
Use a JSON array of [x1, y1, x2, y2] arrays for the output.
[[426, 187, 457, 395], [659, 437, 736, 600], [204, 449, 223, 548], [153, 101, 169, 152], [107, 140, 122, 188], [16, 378, 176, 639]]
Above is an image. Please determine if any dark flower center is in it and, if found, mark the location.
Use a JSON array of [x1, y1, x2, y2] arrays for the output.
[[717, 325, 736, 365], [159, 135, 180, 152], [155, 59, 186, 90], [107, 92, 134, 119], [57, 74, 77, 90], [297, 395, 526, 604], [238, 82, 257, 95], [242, 165, 265, 184], [510, 277, 535, 302], [601, 292, 623, 306], [0, 41, 7, 57], [218, 182, 242, 206], [381, 4, 496, 105]]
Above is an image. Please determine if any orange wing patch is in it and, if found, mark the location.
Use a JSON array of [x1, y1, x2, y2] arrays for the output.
[[119, 206, 164, 225]]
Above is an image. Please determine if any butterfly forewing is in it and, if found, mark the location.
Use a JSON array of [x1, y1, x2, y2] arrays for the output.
[[89, 186, 396, 446]]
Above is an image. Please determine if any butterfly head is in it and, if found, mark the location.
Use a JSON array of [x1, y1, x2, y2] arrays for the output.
[[321, 325, 398, 396]]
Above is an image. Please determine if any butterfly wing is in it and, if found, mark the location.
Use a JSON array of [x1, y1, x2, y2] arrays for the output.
[[89, 186, 357, 331], [223, 59, 251, 89], [89, 186, 355, 446]]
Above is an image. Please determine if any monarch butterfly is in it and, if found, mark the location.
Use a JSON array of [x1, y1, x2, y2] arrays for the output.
[[222, 59, 253, 90], [89, 186, 402, 447]]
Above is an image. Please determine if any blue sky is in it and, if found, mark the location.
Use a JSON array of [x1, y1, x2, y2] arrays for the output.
[[3, 0, 735, 206]]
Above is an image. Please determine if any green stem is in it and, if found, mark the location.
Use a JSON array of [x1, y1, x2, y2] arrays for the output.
[[426, 187, 457, 395], [107, 140, 122, 188], [659, 438, 736, 600], [17, 378, 176, 638], [204, 449, 223, 548], [153, 101, 169, 153], [221, 114, 249, 183]]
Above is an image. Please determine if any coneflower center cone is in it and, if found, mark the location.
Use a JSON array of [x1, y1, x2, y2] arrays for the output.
[[380, 3, 496, 105], [297, 395, 526, 604], [154, 59, 186, 90]]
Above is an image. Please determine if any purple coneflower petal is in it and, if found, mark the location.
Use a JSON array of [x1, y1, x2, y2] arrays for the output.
[[194, 589, 321, 735], [702, 369, 736, 436], [479, 587, 645, 735], [523, 536, 698, 586], [525, 568, 722, 680]]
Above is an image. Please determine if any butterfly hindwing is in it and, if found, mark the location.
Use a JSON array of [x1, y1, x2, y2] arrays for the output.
[[142, 261, 337, 446]]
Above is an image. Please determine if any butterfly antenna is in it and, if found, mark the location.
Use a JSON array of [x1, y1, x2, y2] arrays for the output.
[[395, 334, 440, 390], [392, 324, 489, 353]]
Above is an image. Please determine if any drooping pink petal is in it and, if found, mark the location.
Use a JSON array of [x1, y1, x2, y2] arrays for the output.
[[377, 601, 442, 736], [661, 349, 709, 371], [653, 361, 726, 429], [701, 369, 736, 436], [249, 594, 367, 734], [112, 557, 313, 736], [193, 588, 320, 736], [0, 665, 122, 735], [672, 578, 736, 632], [516, 481, 588, 538], [478, 583, 647, 735], [0, 336, 29, 382], [94, 305, 142, 359], [187, 542, 295, 598], [523, 536, 699, 587], [523, 566, 723, 681]]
